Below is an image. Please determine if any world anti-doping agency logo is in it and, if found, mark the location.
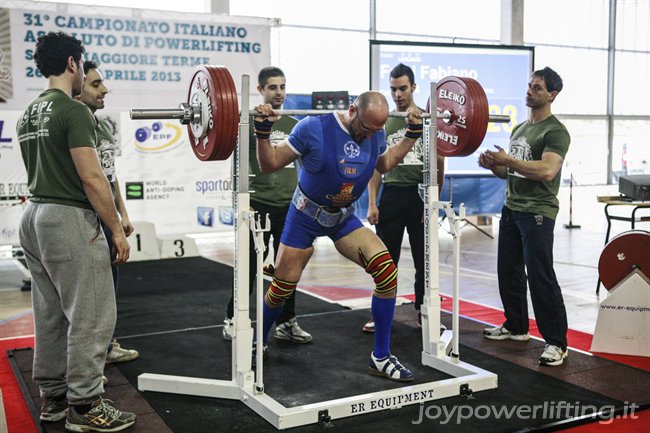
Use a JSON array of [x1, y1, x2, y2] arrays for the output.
[[125, 182, 144, 200]]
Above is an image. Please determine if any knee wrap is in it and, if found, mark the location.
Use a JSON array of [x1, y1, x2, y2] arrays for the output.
[[362, 250, 398, 295], [265, 277, 297, 306]]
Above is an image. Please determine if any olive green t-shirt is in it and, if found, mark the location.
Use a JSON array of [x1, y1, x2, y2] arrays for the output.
[[382, 115, 423, 185], [249, 115, 298, 207], [95, 115, 119, 183], [505, 115, 570, 220], [17, 89, 97, 209]]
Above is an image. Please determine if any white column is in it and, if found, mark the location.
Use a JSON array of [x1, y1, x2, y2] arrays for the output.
[[500, 0, 524, 45], [206, 0, 230, 14]]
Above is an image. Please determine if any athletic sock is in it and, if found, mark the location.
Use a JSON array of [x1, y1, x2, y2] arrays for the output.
[[72, 403, 92, 414], [262, 302, 284, 344], [371, 295, 396, 359]]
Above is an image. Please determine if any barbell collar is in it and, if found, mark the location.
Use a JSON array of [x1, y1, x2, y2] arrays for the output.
[[130, 107, 511, 123]]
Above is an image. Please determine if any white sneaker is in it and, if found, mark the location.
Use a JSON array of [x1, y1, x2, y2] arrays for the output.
[[274, 318, 312, 343], [362, 318, 375, 333], [483, 325, 530, 342], [539, 344, 568, 366], [105, 341, 139, 363], [222, 318, 234, 341]]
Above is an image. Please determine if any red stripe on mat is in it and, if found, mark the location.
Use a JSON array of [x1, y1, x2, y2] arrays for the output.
[[0, 312, 35, 337], [299, 284, 373, 301], [0, 336, 37, 433]]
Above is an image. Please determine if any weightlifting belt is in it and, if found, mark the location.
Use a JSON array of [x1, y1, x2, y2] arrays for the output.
[[292, 186, 354, 228]]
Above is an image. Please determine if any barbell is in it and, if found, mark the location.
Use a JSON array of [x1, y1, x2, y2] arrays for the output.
[[130, 65, 512, 161]]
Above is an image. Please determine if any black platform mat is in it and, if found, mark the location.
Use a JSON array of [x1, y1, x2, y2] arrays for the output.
[[11, 257, 648, 433]]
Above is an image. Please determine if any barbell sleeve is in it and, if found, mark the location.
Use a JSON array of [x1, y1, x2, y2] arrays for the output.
[[130, 107, 511, 123], [131, 108, 187, 120]]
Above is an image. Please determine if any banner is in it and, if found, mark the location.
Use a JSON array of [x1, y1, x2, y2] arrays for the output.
[[0, 1, 272, 242]]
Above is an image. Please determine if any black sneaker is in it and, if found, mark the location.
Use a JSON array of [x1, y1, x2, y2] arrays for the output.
[[262, 264, 275, 277], [65, 398, 136, 432], [40, 395, 68, 422]]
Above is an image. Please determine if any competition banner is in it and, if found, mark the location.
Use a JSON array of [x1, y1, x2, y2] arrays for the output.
[[0, 1, 272, 241]]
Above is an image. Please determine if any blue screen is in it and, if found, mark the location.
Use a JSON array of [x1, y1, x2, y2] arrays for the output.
[[371, 41, 534, 173]]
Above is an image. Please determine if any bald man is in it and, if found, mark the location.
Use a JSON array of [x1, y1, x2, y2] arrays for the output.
[[253, 91, 422, 381]]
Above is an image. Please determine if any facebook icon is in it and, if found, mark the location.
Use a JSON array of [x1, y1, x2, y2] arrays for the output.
[[197, 207, 214, 227]]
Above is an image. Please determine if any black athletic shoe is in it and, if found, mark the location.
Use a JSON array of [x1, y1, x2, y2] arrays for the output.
[[40, 395, 68, 422], [65, 398, 136, 432]]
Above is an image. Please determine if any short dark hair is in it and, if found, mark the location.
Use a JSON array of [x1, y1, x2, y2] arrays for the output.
[[390, 63, 415, 85], [533, 67, 563, 93], [83, 60, 100, 75], [34, 31, 85, 78], [258, 66, 285, 88]]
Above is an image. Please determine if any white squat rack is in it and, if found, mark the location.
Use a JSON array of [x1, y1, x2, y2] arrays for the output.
[[137, 77, 498, 429]]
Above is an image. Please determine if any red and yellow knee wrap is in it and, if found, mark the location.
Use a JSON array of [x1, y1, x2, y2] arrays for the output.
[[362, 250, 398, 295], [265, 277, 297, 306]]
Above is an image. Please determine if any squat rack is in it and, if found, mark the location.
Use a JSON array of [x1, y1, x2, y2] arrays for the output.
[[136, 76, 498, 430]]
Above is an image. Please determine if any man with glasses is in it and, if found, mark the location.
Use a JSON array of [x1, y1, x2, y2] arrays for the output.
[[253, 91, 422, 381]]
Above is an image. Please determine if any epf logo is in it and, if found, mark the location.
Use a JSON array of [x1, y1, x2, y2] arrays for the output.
[[134, 121, 183, 153]]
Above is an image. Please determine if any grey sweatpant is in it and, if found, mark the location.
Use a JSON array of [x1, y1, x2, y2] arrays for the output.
[[19, 202, 116, 405]]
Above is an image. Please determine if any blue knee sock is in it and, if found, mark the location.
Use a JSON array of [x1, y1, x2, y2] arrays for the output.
[[372, 295, 396, 359], [262, 302, 284, 344]]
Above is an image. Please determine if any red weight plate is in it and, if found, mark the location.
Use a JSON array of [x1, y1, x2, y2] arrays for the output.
[[206, 66, 231, 161], [460, 77, 489, 156], [454, 78, 483, 156], [598, 230, 650, 290], [210, 66, 239, 160], [466, 78, 490, 155], [435, 77, 473, 156], [208, 65, 239, 161], [187, 66, 221, 161], [435, 76, 489, 157]]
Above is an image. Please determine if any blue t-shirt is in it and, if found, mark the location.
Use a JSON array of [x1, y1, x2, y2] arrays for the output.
[[287, 113, 387, 208]]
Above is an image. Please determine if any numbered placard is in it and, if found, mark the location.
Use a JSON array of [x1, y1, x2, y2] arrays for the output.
[[158, 235, 200, 259], [127, 221, 161, 262]]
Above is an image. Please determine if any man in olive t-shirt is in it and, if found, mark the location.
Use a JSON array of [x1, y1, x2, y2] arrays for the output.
[[222, 67, 312, 344], [17, 31, 135, 430], [479, 67, 571, 367], [365, 63, 445, 332], [77, 60, 139, 365]]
